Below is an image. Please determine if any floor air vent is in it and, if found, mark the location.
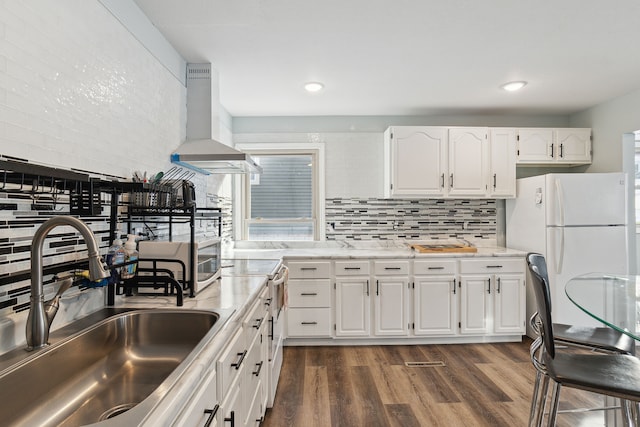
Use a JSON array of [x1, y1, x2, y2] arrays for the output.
[[404, 361, 446, 368]]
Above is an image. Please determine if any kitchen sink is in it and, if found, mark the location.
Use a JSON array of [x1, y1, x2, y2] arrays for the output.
[[0, 308, 229, 426]]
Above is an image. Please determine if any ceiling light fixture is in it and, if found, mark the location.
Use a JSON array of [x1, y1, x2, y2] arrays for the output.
[[304, 82, 324, 93], [501, 81, 528, 92]]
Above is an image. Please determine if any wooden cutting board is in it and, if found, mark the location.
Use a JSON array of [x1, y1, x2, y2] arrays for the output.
[[409, 243, 477, 253]]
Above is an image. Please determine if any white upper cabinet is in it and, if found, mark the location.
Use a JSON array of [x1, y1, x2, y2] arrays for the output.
[[384, 126, 488, 199], [383, 126, 447, 198], [487, 128, 516, 198], [447, 127, 488, 197], [516, 128, 591, 165]]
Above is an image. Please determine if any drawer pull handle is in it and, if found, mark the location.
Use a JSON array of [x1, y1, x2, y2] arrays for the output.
[[204, 404, 220, 427], [486, 265, 503, 269], [497, 277, 501, 293], [428, 266, 445, 270], [300, 267, 317, 271], [231, 350, 247, 370], [253, 317, 263, 329], [264, 297, 272, 307], [300, 292, 318, 296], [301, 321, 318, 325], [344, 267, 361, 270], [253, 361, 264, 377], [224, 410, 235, 427], [384, 267, 402, 270]]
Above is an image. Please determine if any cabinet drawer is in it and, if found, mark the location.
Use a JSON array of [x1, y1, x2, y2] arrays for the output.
[[334, 260, 370, 276], [287, 260, 331, 278], [243, 299, 267, 346], [414, 260, 457, 275], [287, 279, 331, 307], [216, 327, 246, 398], [459, 258, 524, 274], [287, 308, 332, 337], [374, 260, 410, 275], [175, 366, 218, 427]]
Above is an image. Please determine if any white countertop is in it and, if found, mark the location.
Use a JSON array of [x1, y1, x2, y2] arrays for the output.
[[222, 245, 526, 260]]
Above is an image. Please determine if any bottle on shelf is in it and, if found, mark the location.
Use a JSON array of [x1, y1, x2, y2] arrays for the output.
[[122, 234, 139, 279]]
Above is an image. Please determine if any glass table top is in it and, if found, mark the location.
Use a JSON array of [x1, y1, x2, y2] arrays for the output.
[[565, 273, 640, 341]]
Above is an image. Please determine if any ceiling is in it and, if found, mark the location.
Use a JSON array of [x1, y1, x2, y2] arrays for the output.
[[134, 0, 640, 118]]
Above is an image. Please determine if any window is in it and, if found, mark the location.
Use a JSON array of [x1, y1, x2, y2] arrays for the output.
[[236, 143, 325, 241]]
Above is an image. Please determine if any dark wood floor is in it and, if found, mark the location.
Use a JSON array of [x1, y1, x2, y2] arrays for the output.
[[262, 340, 605, 427]]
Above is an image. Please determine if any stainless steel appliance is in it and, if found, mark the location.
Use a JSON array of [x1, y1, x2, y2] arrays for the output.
[[221, 258, 287, 408], [138, 236, 221, 293]]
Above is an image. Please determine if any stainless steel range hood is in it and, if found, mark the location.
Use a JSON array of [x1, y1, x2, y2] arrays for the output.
[[171, 139, 262, 174], [171, 64, 262, 175]]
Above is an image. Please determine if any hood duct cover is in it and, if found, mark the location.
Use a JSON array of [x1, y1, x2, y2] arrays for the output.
[[171, 64, 262, 174]]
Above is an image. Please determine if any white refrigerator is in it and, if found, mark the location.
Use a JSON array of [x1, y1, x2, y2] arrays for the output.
[[506, 173, 629, 337]]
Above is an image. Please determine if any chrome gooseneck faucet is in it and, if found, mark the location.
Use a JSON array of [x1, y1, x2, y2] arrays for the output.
[[26, 216, 110, 350]]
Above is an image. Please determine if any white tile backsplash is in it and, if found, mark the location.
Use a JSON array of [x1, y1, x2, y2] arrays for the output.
[[0, 0, 188, 355]]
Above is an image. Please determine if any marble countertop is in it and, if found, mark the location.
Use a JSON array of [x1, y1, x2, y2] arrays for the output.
[[222, 244, 526, 260]]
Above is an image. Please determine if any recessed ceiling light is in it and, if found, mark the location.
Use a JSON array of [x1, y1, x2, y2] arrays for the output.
[[501, 81, 528, 92], [304, 82, 324, 93]]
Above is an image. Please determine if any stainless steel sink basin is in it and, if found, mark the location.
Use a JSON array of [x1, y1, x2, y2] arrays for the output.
[[0, 308, 229, 427]]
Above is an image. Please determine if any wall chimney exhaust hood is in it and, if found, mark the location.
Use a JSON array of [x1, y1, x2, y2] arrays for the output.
[[171, 139, 262, 174], [171, 64, 262, 175]]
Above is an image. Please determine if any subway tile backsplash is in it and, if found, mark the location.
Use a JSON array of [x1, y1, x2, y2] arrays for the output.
[[325, 198, 496, 240]]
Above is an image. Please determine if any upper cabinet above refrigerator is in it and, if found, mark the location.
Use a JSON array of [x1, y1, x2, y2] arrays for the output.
[[516, 128, 592, 166]]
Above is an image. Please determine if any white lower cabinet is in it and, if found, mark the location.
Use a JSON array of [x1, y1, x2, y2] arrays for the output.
[[335, 277, 371, 336], [373, 260, 410, 336], [413, 259, 458, 336], [459, 259, 526, 335], [174, 368, 218, 426], [286, 260, 333, 338]]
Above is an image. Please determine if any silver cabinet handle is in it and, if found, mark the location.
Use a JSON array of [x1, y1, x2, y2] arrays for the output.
[[344, 267, 361, 270], [550, 143, 554, 158], [428, 266, 444, 270], [300, 292, 318, 296], [440, 173, 445, 188], [486, 265, 503, 269], [497, 277, 501, 293], [452, 278, 456, 294], [301, 267, 317, 271], [450, 173, 454, 188], [301, 321, 318, 325], [366, 280, 369, 296], [493, 173, 497, 189], [559, 143, 564, 158], [487, 278, 491, 294]]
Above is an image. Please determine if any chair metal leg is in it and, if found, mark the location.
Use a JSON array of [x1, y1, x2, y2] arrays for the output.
[[529, 371, 543, 427], [547, 382, 561, 427], [536, 375, 550, 427]]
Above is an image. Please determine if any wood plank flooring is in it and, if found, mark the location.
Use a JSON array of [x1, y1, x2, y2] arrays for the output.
[[262, 340, 606, 427]]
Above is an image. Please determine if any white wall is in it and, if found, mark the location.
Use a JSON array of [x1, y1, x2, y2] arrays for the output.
[[570, 87, 640, 172], [0, 0, 187, 178]]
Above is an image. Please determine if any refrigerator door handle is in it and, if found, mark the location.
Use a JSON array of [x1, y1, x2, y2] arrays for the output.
[[555, 179, 565, 227], [554, 179, 565, 274]]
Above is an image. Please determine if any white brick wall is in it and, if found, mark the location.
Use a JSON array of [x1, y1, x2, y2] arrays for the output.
[[0, 0, 186, 178], [0, 0, 187, 354]]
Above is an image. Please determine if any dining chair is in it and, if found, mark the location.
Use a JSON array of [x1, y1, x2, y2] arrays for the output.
[[526, 252, 640, 426]]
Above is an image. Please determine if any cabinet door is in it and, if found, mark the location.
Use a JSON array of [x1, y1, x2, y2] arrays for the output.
[[335, 278, 371, 336], [494, 274, 526, 334], [387, 126, 447, 197], [488, 128, 516, 198], [174, 368, 218, 427], [516, 129, 554, 163], [447, 127, 488, 197], [554, 128, 591, 164], [413, 276, 457, 336], [373, 277, 409, 336], [459, 275, 491, 334]]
